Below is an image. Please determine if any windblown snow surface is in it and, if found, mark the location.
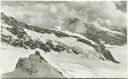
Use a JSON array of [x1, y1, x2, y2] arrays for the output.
[[0, 43, 127, 78]]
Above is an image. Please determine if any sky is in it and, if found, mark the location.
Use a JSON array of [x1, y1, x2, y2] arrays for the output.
[[1, 1, 127, 29]]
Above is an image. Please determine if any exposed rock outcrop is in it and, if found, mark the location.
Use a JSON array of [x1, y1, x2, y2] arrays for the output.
[[2, 52, 65, 78]]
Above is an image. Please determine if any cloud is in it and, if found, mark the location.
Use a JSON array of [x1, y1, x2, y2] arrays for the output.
[[49, 4, 58, 14], [1, 1, 127, 29], [68, 1, 127, 28]]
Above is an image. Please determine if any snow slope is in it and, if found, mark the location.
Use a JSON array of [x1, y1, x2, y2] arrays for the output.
[[0, 43, 127, 78], [1, 48, 65, 78]]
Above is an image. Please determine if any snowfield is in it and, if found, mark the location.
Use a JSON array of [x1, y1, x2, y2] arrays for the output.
[[0, 43, 127, 78], [46, 45, 128, 78]]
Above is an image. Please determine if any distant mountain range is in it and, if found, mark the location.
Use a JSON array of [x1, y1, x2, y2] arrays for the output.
[[62, 16, 127, 45]]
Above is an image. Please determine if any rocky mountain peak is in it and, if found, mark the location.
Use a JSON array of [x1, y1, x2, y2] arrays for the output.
[[2, 52, 65, 78], [62, 16, 127, 45]]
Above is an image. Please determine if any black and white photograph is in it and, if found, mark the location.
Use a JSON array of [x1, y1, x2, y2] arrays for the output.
[[0, 0, 127, 78]]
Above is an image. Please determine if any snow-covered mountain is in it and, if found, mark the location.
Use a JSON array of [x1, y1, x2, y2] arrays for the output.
[[62, 16, 127, 45], [0, 12, 127, 78]]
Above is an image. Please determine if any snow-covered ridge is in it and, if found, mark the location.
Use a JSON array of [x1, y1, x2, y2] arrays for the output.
[[52, 29, 96, 45], [0, 12, 101, 59], [1, 12, 126, 78], [94, 24, 124, 36], [61, 16, 127, 45], [1, 12, 120, 63]]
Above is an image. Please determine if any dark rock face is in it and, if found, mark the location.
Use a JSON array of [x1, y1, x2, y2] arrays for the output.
[[94, 45, 119, 63], [77, 38, 94, 47], [102, 50, 120, 63], [35, 51, 41, 56], [35, 51, 47, 62], [14, 55, 42, 75], [46, 40, 65, 53]]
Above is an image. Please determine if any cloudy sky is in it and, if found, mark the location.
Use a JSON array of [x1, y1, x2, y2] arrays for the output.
[[1, 1, 127, 29]]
